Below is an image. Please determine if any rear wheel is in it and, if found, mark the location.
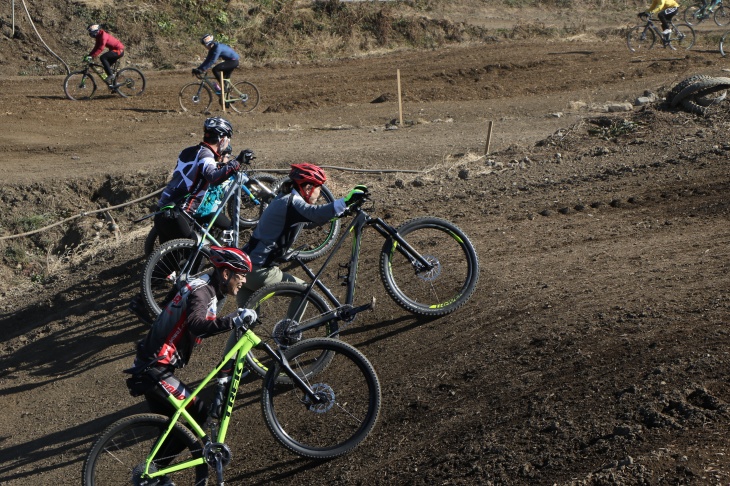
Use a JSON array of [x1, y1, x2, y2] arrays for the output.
[[262, 338, 381, 459], [627, 25, 656, 52], [227, 173, 278, 229], [672, 23, 696, 50], [64, 71, 97, 100], [226, 81, 260, 113], [142, 238, 212, 316], [114, 67, 146, 97], [715, 5, 730, 26], [82, 413, 208, 486], [179, 82, 213, 113]]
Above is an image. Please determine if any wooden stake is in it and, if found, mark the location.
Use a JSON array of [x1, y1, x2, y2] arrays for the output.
[[397, 69, 403, 126], [485, 120, 494, 156], [220, 71, 226, 112]]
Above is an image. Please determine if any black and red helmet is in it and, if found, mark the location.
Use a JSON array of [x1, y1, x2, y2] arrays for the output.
[[289, 163, 327, 188], [209, 246, 252, 273]]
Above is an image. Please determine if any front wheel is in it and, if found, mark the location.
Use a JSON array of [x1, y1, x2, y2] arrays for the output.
[[82, 413, 208, 486], [64, 71, 97, 100], [721, 30, 730, 56], [627, 25, 656, 52], [226, 81, 260, 113], [262, 338, 381, 459], [243, 282, 337, 382], [114, 67, 146, 98], [672, 23, 696, 50], [179, 82, 213, 113], [142, 238, 212, 316], [714, 5, 730, 26], [684, 4, 705, 25], [380, 217, 479, 316]]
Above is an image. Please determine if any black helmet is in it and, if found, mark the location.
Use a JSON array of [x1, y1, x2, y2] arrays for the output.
[[204, 117, 233, 141], [201, 34, 215, 47]]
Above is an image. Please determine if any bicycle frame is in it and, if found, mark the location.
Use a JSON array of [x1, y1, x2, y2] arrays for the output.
[[139, 328, 323, 481], [276, 205, 436, 335]]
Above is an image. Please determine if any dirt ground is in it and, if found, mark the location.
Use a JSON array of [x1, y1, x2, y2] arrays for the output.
[[2, 8, 730, 486]]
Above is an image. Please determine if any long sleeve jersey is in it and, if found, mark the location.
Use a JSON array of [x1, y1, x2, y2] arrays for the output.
[[198, 42, 239, 72], [89, 30, 125, 57]]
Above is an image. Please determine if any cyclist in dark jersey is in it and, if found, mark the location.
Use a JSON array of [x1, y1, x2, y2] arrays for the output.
[[124, 247, 255, 478], [85, 24, 125, 85], [192, 34, 240, 93]]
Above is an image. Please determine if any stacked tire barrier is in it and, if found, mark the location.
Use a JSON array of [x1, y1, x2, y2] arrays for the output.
[[666, 75, 730, 115]]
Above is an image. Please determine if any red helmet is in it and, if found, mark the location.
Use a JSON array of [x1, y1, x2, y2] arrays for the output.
[[289, 163, 327, 188], [209, 246, 252, 273]]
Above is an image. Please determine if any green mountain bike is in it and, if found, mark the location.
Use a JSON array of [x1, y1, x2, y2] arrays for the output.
[[82, 328, 381, 485]]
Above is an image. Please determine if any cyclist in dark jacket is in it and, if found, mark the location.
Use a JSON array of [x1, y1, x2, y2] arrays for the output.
[[128, 117, 244, 326], [154, 116, 241, 245], [192, 34, 240, 93], [125, 247, 256, 430], [235, 163, 367, 308]]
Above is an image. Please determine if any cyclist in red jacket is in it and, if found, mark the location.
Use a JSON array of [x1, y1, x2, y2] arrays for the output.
[[85, 24, 125, 85]]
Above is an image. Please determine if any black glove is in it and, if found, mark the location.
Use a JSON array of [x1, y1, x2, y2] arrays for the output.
[[232, 308, 257, 329], [236, 149, 255, 164], [227, 159, 241, 173], [638, 11, 648, 18], [344, 185, 368, 207], [192, 68, 202, 75]]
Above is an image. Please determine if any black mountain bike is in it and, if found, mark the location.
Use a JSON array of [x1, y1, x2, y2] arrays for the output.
[[139, 165, 340, 316], [684, 0, 729, 26], [240, 191, 480, 379], [627, 14, 696, 52], [82, 327, 381, 485], [63, 60, 145, 100]]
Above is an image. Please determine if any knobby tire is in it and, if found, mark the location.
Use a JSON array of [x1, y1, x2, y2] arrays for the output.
[[64, 71, 97, 100], [82, 413, 208, 486], [379, 216, 479, 316], [261, 338, 381, 459]]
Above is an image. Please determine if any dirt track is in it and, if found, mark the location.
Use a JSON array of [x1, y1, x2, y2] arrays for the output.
[[1, 33, 730, 485]]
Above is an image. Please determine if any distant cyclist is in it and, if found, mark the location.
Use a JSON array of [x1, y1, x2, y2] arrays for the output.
[[640, 0, 680, 48], [85, 24, 125, 85], [192, 34, 240, 94]]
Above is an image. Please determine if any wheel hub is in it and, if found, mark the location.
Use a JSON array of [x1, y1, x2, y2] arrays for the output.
[[417, 255, 441, 282], [272, 318, 303, 346], [306, 383, 336, 413]]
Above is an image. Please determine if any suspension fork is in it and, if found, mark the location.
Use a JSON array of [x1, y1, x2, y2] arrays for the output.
[[369, 218, 436, 272]]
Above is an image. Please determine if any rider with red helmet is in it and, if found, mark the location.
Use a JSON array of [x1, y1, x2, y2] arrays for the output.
[[125, 246, 256, 448], [235, 163, 366, 307]]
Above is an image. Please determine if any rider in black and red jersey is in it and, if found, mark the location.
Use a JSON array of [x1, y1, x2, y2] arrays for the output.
[[125, 247, 256, 429]]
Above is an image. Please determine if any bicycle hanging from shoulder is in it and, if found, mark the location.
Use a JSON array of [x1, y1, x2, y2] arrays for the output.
[[179, 71, 260, 114], [82, 325, 381, 485], [241, 190, 480, 380], [138, 167, 341, 317], [627, 13, 695, 52], [63, 59, 146, 100]]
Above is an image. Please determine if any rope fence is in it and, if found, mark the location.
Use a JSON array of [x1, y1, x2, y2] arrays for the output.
[[0, 166, 424, 241]]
